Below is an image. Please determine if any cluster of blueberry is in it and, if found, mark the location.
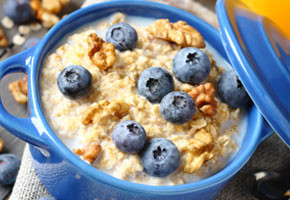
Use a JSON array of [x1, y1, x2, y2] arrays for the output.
[[112, 120, 180, 178], [57, 22, 250, 178], [57, 22, 138, 99], [138, 46, 250, 124], [56, 23, 179, 177]]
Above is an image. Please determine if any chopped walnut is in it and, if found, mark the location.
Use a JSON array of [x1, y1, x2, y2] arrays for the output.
[[42, 0, 62, 14], [148, 19, 205, 48], [8, 76, 28, 104], [106, 100, 130, 118], [81, 99, 129, 125], [82, 100, 110, 125], [30, 0, 70, 28], [87, 33, 116, 70], [0, 137, 4, 153], [40, 11, 60, 28], [73, 143, 101, 164], [0, 27, 8, 47], [188, 83, 217, 117], [30, 0, 42, 12], [184, 129, 214, 173]]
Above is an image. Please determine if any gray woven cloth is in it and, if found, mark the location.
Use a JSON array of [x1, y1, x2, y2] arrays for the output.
[[9, 0, 290, 199]]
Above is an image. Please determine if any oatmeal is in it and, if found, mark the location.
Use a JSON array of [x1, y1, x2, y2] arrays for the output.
[[40, 13, 244, 185]]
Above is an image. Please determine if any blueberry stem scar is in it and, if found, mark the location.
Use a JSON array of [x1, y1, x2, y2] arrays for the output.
[[186, 52, 200, 64]]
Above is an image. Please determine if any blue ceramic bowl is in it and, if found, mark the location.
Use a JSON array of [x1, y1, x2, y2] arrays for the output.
[[0, 1, 274, 199]]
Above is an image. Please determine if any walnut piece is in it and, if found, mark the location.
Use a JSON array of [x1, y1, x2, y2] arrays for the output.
[[8, 76, 28, 104], [82, 100, 110, 125], [73, 143, 101, 164], [87, 33, 116, 70], [148, 19, 205, 48], [40, 11, 60, 28], [0, 27, 8, 47], [30, 0, 70, 28], [188, 83, 217, 117], [81, 99, 129, 126], [42, 0, 62, 14], [30, 0, 42, 12], [184, 129, 214, 173], [0, 137, 4, 153]]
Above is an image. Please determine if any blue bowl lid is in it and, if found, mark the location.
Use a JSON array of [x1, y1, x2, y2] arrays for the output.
[[216, 0, 290, 147]]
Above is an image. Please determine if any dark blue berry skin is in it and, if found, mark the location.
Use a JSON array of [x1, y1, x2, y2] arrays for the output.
[[139, 138, 180, 177], [112, 120, 147, 154], [160, 91, 196, 124], [57, 65, 92, 99], [106, 22, 138, 51], [0, 154, 21, 185], [138, 67, 174, 103], [218, 71, 250, 108], [172, 47, 211, 85], [3, 0, 34, 24]]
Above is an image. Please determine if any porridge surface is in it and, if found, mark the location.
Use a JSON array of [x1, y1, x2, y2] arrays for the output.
[[40, 13, 241, 185]]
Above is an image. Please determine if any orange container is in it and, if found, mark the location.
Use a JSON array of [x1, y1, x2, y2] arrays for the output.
[[240, 0, 290, 38]]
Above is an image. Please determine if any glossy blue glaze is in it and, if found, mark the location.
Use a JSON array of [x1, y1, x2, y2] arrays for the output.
[[0, 48, 46, 147], [0, 1, 274, 199], [216, 0, 290, 147]]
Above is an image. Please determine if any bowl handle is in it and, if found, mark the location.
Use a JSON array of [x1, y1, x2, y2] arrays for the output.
[[258, 118, 275, 144], [0, 48, 47, 147]]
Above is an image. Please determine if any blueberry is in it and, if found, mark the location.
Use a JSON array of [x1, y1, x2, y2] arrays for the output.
[[160, 91, 196, 124], [138, 67, 174, 103], [139, 138, 180, 177], [106, 22, 138, 51], [172, 47, 211, 85], [57, 65, 92, 99], [217, 71, 250, 108], [0, 154, 21, 185], [3, 0, 34, 24], [112, 120, 147, 154]]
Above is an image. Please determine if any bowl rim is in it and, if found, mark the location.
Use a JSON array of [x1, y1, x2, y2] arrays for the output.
[[29, 0, 262, 195]]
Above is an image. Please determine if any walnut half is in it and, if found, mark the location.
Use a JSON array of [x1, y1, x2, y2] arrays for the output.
[[148, 19, 205, 48], [8, 76, 28, 104], [74, 143, 101, 164], [81, 99, 129, 126], [87, 33, 116, 70], [188, 83, 217, 117], [30, 0, 70, 28], [184, 129, 214, 173]]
